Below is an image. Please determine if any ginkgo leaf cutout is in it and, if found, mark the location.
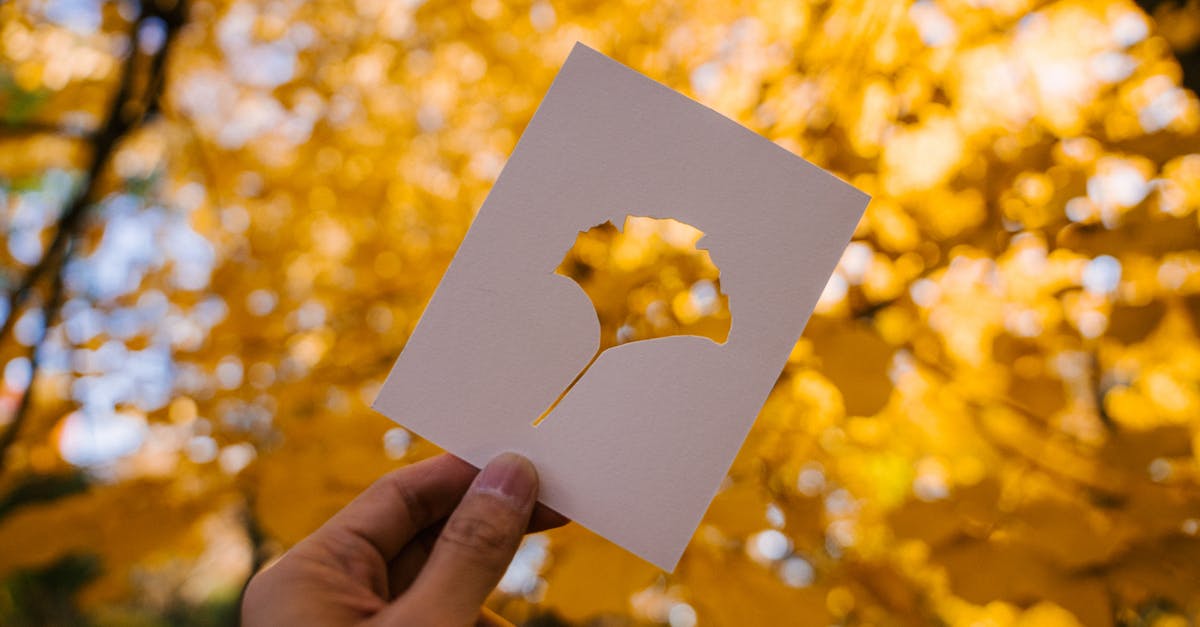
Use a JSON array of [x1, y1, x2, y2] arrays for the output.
[[532, 215, 731, 426]]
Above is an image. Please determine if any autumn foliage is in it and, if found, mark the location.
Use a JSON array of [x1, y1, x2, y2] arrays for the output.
[[2, 0, 1200, 625]]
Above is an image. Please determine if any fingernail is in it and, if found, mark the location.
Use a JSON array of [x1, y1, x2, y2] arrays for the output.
[[473, 452, 537, 509]]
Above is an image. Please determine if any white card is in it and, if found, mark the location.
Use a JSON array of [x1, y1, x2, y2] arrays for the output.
[[373, 43, 869, 571]]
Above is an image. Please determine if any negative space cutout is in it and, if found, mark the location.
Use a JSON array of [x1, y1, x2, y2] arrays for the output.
[[532, 215, 730, 426]]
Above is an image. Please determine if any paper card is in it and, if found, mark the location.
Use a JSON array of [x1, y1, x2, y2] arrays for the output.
[[372, 43, 869, 571]]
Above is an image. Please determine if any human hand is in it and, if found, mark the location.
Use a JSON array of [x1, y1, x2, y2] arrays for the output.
[[241, 453, 567, 626]]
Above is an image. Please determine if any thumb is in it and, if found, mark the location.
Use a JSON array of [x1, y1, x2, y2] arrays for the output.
[[386, 453, 538, 625]]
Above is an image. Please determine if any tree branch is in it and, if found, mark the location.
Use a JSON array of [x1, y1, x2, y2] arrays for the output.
[[0, 122, 95, 140], [0, 249, 67, 469], [0, 0, 190, 470]]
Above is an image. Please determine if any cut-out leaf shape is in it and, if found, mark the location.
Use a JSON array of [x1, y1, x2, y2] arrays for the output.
[[532, 215, 731, 426]]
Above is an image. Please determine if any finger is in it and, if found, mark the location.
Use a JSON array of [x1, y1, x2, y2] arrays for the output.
[[387, 452, 538, 624], [386, 505, 567, 598], [312, 454, 477, 561], [387, 522, 442, 596]]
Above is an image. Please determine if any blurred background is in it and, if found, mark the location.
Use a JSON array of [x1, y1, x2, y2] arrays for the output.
[[2, 0, 1200, 624]]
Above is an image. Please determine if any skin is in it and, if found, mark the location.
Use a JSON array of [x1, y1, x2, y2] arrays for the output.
[[241, 453, 568, 627]]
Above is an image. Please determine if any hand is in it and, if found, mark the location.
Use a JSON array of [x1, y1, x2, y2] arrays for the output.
[[241, 453, 567, 626]]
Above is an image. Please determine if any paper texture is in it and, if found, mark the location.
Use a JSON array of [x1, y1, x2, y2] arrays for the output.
[[373, 43, 869, 571]]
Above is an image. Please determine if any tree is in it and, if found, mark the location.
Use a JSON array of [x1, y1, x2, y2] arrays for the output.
[[1, 0, 1199, 624]]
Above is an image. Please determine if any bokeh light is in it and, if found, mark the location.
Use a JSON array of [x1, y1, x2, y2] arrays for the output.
[[1, 0, 1200, 624]]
